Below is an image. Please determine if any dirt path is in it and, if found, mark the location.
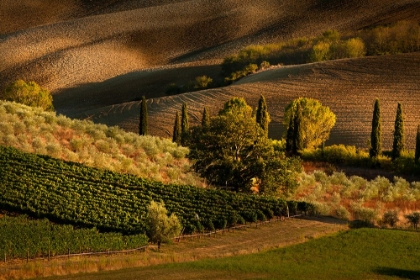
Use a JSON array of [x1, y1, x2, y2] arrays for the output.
[[0, 217, 347, 280]]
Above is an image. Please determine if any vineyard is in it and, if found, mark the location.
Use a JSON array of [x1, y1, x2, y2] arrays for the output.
[[0, 146, 308, 235], [0, 215, 148, 260]]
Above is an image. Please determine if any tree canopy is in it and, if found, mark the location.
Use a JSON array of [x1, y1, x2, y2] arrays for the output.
[[2, 80, 54, 111], [145, 200, 182, 248], [283, 97, 336, 150], [189, 97, 301, 195]]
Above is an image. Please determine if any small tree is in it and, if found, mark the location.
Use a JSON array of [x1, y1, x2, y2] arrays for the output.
[[256, 95, 270, 136], [146, 200, 182, 250], [415, 124, 420, 164], [2, 80, 54, 111], [392, 103, 405, 160], [382, 210, 399, 227], [369, 99, 381, 158], [201, 107, 210, 129], [172, 111, 181, 144], [181, 102, 189, 145], [139, 96, 148, 136], [285, 113, 295, 154], [194, 75, 213, 89], [405, 212, 420, 230]]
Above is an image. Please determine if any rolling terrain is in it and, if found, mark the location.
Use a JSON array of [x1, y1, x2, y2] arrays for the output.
[[1, 0, 420, 148]]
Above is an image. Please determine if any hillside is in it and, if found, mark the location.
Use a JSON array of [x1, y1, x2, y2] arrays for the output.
[[85, 52, 420, 149], [1, 0, 420, 148]]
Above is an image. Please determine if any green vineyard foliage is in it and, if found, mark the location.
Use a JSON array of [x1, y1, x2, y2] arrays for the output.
[[0, 215, 148, 259], [0, 146, 310, 235]]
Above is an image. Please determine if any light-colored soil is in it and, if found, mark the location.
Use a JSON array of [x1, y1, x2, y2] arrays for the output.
[[1, 0, 420, 148]]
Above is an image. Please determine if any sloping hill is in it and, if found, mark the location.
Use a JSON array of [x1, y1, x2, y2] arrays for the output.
[[1, 0, 420, 149], [1, 0, 420, 94], [84, 52, 420, 150]]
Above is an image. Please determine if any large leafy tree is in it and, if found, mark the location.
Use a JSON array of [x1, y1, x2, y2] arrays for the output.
[[2, 80, 54, 111], [369, 99, 381, 158], [283, 97, 336, 150], [189, 97, 301, 195], [146, 200, 181, 249], [139, 96, 148, 136], [392, 103, 405, 160]]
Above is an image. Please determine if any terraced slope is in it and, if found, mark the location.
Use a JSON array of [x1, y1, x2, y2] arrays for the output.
[[86, 52, 420, 149]]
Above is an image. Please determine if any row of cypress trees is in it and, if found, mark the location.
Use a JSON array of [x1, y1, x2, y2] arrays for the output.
[[139, 95, 419, 164], [370, 99, 420, 163]]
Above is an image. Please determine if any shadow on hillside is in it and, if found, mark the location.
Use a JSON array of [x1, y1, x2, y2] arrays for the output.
[[373, 267, 420, 279], [53, 64, 222, 115]]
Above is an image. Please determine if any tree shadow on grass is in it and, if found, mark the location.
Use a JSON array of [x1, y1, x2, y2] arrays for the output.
[[373, 267, 420, 279]]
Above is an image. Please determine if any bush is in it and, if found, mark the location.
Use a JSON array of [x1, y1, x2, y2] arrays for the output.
[[382, 210, 399, 227]]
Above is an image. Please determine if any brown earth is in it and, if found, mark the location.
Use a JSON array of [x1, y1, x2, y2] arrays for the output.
[[1, 0, 420, 148]]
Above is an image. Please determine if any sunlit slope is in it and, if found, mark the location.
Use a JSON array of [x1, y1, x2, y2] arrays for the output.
[[1, 0, 419, 98], [87, 52, 420, 150]]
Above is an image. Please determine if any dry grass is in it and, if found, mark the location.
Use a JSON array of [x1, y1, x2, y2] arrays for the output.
[[0, 217, 346, 280]]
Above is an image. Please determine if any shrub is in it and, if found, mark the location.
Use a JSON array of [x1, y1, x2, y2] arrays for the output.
[[335, 205, 351, 220], [382, 210, 399, 227]]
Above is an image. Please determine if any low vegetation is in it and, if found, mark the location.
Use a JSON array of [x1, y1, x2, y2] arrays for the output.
[[222, 20, 420, 82], [44, 228, 420, 280], [0, 215, 148, 261], [0, 145, 309, 235], [0, 101, 199, 186], [294, 170, 420, 226]]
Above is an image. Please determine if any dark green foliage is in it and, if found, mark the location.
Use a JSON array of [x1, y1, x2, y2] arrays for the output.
[[201, 107, 210, 129], [382, 210, 399, 228], [189, 98, 301, 195], [405, 212, 420, 230], [415, 125, 420, 164], [292, 103, 303, 155], [369, 99, 381, 158], [172, 111, 181, 144], [392, 103, 405, 160], [139, 96, 148, 136], [256, 95, 270, 136], [285, 113, 294, 154], [0, 215, 148, 261], [0, 146, 307, 234], [181, 102, 189, 145]]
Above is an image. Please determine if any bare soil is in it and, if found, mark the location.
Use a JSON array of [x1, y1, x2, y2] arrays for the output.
[[1, 0, 420, 148]]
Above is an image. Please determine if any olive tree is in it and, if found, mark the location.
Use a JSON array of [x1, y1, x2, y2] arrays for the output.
[[146, 200, 182, 250]]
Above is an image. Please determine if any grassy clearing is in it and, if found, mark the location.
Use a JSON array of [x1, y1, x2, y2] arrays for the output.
[[0, 217, 345, 280], [42, 228, 420, 280]]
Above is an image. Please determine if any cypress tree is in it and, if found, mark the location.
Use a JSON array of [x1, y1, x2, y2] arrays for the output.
[[285, 113, 294, 154], [369, 99, 381, 158], [181, 102, 189, 145], [256, 95, 270, 136], [173, 111, 181, 144], [292, 103, 304, 155], [392, 103, 405, 160], [139, 96, 148, 135], [415, 125, 420, 164], [201, 107, 210, 128]]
